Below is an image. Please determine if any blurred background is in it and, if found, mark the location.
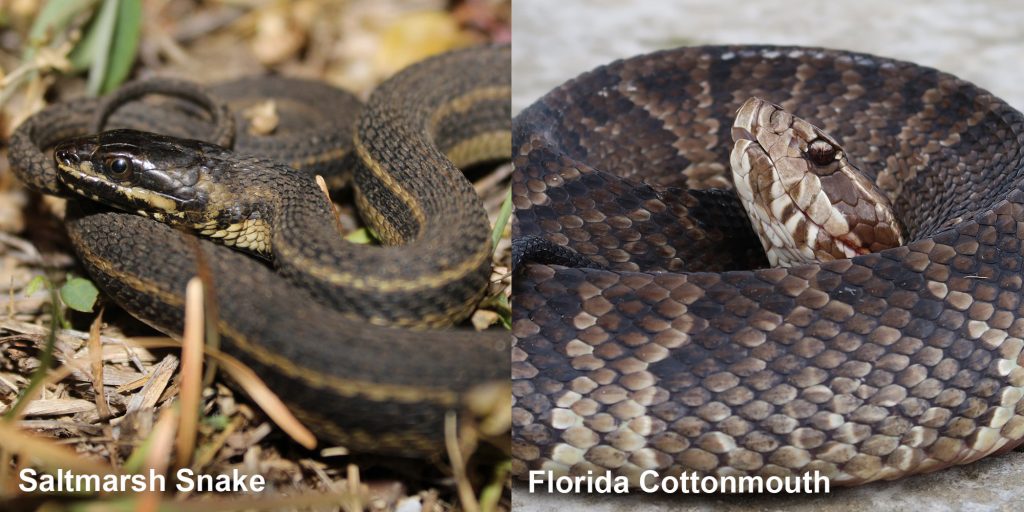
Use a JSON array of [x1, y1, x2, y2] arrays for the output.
[[512, 0, 1024, 511], [2, 0, 510, 130]]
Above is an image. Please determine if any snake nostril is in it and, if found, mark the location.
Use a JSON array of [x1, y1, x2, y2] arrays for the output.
[[54, 147, 80, 166]]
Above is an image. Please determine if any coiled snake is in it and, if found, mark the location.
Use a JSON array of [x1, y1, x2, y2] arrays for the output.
[[511, 46, 1024, 485], [8, 45, 511, 457]]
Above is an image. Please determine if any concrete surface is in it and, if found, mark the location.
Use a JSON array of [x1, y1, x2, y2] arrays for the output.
[[513, 451, 1024, 511], [511, 0, 1024, 509], [513, 0, 1024, 114]]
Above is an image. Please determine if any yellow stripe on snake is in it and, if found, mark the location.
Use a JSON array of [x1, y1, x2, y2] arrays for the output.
[[9, 45, 512, 457]]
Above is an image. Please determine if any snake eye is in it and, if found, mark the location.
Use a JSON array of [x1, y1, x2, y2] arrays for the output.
[[807, 139, 837, 166], [106, 157, 133, 179]]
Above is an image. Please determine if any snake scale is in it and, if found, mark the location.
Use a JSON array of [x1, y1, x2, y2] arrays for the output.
[[8, 45, 511, 457], [511, 45, 1024, 485]]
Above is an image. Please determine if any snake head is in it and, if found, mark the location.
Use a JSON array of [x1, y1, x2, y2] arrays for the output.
[[731, 97, 904, 267], [54, 129, 225, 224], [55, 128, 277, 256]]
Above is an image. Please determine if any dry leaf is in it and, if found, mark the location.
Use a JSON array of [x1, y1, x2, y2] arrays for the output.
[[250, 4, 308, 66], [374, 11, 474, 76], [242, 100, 280, 135]]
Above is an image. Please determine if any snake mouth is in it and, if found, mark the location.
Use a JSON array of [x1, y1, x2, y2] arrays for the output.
[[55, 152, 189, 223], [55, 158, 109, 198], [731, 126, 755, 144]]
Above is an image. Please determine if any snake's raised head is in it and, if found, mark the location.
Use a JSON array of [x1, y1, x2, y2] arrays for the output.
[[54, 129, 274, 256], [730, 97, 904, 267], [54, 128, 217, 216]]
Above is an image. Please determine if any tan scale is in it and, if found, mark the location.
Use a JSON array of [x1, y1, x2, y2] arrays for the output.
[[197, 218, 272, 254], [512, 46, 1024, 488]]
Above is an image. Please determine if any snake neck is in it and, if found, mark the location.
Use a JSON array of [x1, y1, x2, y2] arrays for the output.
[[185, 156, 297, 257], [187, 151, 493, 329]]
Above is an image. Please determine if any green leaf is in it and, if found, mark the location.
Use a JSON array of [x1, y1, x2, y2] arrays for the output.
[[493, 293, 511, 329], [69, 0, 142, 92], [491, 187, 512, 253], [25, 0, 97, 58], [203, 414, 231, 430], [25, 275, 49, 296], [60, 276, 99, 312], [479, 459, 511, 512], [478, 292, 511, 329], [84, 0, 118, 95], [68, 8, 102, 71], [99, 0, 141, 93], [344, 227, 375, 244]]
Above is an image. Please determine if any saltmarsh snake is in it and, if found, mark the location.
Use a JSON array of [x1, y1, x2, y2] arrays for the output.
[[9, 45, 511, 456]]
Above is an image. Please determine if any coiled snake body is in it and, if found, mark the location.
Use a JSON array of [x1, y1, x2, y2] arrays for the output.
[[9, 45, 511, 456], [512, 46, 1024, 485]]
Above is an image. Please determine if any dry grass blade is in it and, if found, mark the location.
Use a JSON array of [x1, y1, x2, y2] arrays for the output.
[[186, 237, 221, 391], [175, 277, 205, 469], [125, 355, 178, 413], [342, 464, 365, 512], [128, 338, 316, 449], [446, 411, 479, 512], [4, 282, 61, 421], [1, 364, 80, 418], [0, 421, 116, 476], [316, 174, 348, 237], [87, 309, 111, 420], [473, 161, 513, 195], [200, 350, 317, 450], [86, 308, 120, 469], [138, 406, 178, 512], [17, 398, 95, 416], [151, 489, 358, 511]]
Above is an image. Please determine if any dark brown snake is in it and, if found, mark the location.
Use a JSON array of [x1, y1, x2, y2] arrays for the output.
[[8, 46, 511, 457], [511, 45, 1024, 485]]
